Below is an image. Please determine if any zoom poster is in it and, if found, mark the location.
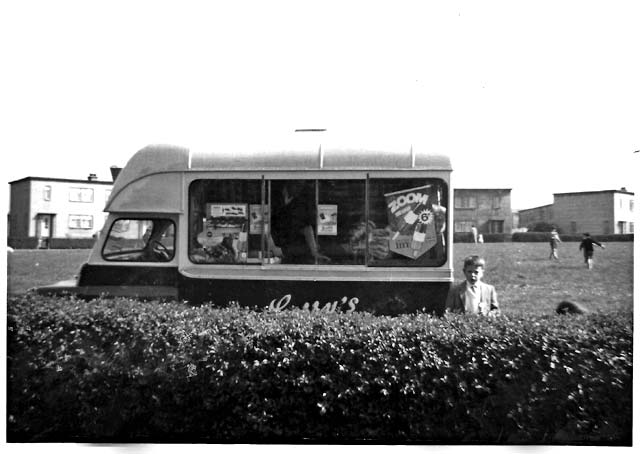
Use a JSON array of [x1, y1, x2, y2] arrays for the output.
[[384, 185, 437, 259]]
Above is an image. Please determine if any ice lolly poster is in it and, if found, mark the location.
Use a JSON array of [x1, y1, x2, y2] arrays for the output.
[[384, 185, 437, 259]]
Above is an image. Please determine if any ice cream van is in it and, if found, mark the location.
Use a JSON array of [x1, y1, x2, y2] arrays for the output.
[[37, 140, 454, 314]]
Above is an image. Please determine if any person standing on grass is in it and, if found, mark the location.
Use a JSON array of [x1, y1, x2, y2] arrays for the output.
[[579, 232, 605, 269], [549, 228, 562, 260], [471, 224, 478, 243], [445, 255, 500, 316]]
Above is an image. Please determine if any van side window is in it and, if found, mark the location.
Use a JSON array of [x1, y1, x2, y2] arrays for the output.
[[188, 178, 448, 267], [103, 219, 175, 262], [189, 180, 261, 264], [189, 179, 368, 265], [317, 180, 366, 265], [367, 179, 448, 267], [269, 180, 367, 265]]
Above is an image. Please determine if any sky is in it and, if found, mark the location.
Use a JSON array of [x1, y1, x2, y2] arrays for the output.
[[1, 0, 639, 214]]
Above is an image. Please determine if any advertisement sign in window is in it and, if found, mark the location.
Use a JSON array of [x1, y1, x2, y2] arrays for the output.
[[197, 203, 248, 263], [249, 204, 270, 234], [384, 185, 437, 259], [317, 204, 338, 236]]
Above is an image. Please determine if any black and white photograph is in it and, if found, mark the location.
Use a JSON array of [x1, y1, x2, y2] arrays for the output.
[[2, 0, 637, 450]]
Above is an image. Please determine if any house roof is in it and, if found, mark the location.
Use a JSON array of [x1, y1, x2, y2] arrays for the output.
[[453, 188, 512, 192], [554, 189, 635, 197], [9, 176, 114, 185], [517, 204, 554, 213]]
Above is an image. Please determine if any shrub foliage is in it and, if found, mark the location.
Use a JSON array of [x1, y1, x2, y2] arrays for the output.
[[7, 295, 632, 444], [511, 232, 634, 243], [454, 233, 512, 243]]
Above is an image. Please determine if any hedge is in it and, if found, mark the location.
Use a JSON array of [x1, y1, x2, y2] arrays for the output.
[[453, 232, 475, 243], [7, 295, 632, 444], [8, 237, 97, 249], [7, 238, 39, 249], [453, 233, 512, 243], [511, 233, 634, 243]]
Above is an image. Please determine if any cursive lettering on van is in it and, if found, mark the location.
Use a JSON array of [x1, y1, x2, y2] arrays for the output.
[[269, 293, 292, 311], [268, 294, 359, 313]]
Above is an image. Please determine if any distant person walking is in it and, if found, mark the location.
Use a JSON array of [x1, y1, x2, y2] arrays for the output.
[[579, 233, 605, 269], [549, 228, 562, 260], [471, 225, 478, 244]]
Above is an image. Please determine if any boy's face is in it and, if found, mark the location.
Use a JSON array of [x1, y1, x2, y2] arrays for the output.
[[463, 264, 484, 285]]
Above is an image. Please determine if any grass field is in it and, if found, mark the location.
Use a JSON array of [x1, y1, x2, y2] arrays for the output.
[[6, 242, 634, 315], [7, 248, 91, 295]]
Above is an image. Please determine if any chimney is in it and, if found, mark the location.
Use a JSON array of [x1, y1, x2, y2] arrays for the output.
[[88, 173, 98, 181], [110, 166, 122, 182], [621, 187, 627, 192]]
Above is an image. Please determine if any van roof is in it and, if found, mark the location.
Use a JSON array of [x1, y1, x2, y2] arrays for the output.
[[117, 141, 451, 179], [106, 143, 452, 213]]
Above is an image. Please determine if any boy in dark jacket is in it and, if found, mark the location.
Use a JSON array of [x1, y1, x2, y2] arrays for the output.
[[579, 233, 605, 269]]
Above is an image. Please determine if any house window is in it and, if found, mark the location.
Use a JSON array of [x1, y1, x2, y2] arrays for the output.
[[630, 200, 634, 212], [489, 220, 504, 233], [454, 195, 476, 209], [69, 187, 94, 203], [630, 222, 634, 233], [454, 221, 474, 233], [492, 196, 501, 209], [68, 215, 93, 229], [43, 185, 52, 201]]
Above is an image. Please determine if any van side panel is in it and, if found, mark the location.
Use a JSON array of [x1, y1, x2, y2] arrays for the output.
[[177, 276, 450, 316], [36, 263, 179, 300], [79, 264, 180, 287], [107, 173, 183, 213]]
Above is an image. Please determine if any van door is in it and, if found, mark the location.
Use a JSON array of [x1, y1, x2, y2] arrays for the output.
[[75, 217, 180, 299]]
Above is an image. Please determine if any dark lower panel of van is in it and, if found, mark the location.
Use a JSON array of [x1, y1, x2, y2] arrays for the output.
[[32, 264, 181, 299], [51, 263, 449, 314], [178, 277, 450, 315], [78, 264, 180, 287], [37, 283, 178, 300]]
